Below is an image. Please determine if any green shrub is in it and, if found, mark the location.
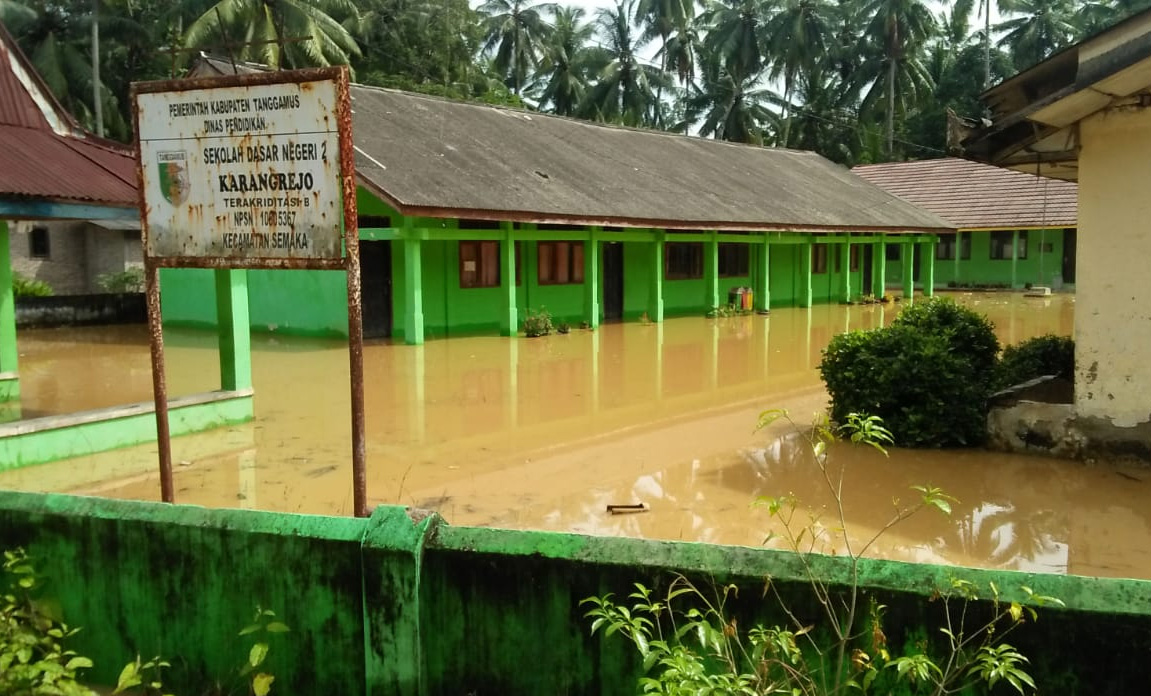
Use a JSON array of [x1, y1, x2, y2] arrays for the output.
[[996, 334, 1075, 389], [97, 268, 145, 293], [820, 298, 1000, 447], [11, 273, 52, 298], [522, 308, 553, 338]]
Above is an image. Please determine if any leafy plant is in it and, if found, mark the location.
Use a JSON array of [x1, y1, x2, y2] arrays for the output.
[[522, 308, 554, 338], [585, 410, 1061, 695], [11, 274, 53, 298], [1, 547, 98, 696], [1, 548, 290, 696], [557, 322, 571, 334], [97, 268, 145, 294], [995, 334, 1074, 390], [820, 298, 1000, 447]]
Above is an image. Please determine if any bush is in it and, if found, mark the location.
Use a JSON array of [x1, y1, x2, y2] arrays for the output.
[[522, 308, 553, 337], [996, 334, 1075, 389], [11, 273, 52, 297], [820, 298, 1000, 447], [97, 268, 145, 293]]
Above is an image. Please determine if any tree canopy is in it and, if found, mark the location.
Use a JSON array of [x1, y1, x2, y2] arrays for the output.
[[1, 0, 1147, 164]]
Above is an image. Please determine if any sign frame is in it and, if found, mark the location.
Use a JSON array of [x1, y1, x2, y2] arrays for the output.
[[131, 66, 369, 517]]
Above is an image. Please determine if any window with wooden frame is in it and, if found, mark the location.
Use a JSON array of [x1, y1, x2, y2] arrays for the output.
[[665, 242, 703, 279], [812, 244, 829, 274], [459, 241, 522, 288], [537, 241, 585, 285], [718, 243, 749, 277], [885, 243, 901, 261], [990, 230, 1027, 260]]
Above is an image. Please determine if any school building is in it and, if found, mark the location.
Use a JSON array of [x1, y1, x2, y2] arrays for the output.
[[161, 84, 951, 343], [852, 158, 1077, 291]]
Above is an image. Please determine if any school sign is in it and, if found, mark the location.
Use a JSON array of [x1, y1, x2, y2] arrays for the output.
[[134, 69, 348, 262]]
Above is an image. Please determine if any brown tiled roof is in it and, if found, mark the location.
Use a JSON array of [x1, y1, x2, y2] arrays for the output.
[[352, 88, 952, 233], [0, 22, 136, 211], [852, 158, 1076, 229]]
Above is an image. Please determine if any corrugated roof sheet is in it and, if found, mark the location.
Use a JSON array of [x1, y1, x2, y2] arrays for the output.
[[852, 158, 1076, 229], [0, 22, 136, 209], [351, 87, 951, 232]]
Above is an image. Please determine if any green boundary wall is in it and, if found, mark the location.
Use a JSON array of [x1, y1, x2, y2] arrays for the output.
[[0, 491, 1148, 694], [0, 391, 253, 470]]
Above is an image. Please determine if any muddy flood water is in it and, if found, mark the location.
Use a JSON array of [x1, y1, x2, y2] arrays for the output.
[[5, 292, 1150, 579]]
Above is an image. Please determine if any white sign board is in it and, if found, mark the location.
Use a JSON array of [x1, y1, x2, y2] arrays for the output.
[[136, 74, 344, 261]]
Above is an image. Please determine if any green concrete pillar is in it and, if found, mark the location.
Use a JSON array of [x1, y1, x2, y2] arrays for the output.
[[500, 224, 517, 336], [901, 241, 914, 299], [953, 234, 961, 285], [754, 240, 770, 312], [840, 241, 851, 303], [584, 228, 600, 328], [403, 233, 424, 345], [1011, 230, 1019, 289], [871, 238, 887, 299], [799, 241, 813, 308], [648, 234, 664, 322], [921, 240, 936, 297], [214, 268, 251, 391], [0, 221, 17, 396], [704, 231, 719, 310]]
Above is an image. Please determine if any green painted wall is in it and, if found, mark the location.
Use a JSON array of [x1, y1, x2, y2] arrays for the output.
[[157, 188, 922, 339], [161, 268, 349, 338], [1, 491, 1150, 695], [885, 230, 1066, 290]]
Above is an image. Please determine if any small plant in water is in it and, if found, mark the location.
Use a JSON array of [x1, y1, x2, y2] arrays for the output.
[[522, 308, 554, 337], [584, 410, 1062, 695]]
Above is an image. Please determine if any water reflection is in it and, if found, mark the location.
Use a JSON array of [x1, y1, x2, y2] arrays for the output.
[[5, 293, 1143, 579]]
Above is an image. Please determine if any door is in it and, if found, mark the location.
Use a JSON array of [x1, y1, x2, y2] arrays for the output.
[[1062, 228, 1077, 284], [360, 240, 392, 339], [602, 242, 624, 321], [861, 245, 873, 294]]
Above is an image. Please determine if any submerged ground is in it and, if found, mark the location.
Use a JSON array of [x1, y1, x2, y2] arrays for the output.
[[5, 292, 1147, 578]]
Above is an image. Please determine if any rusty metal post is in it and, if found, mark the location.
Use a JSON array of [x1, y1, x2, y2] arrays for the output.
[[335, 68, 368, 517], [144, 260, 175, 503]]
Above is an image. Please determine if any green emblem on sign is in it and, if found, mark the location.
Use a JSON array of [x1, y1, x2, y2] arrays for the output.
[[156, 150, 190, 206]]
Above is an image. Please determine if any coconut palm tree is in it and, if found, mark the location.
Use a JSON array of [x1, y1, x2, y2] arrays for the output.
[[0, 0, 128, 137], [855, 0, 936, 156], [478, 0, 558, 96], [185, 0, 362, 71], [699, 0, 774, 81], [681, 53, 779, 143], [763, 0, 834, 147], [531, 5, 598, 115], [658, 15, 703, 85], [581, 0, 670, 127], [995, 0, 1075, 71]]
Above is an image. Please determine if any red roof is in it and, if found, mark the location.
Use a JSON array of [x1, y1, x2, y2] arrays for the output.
[[0, 22, 136, 211], [852, 158, 1077, 230]]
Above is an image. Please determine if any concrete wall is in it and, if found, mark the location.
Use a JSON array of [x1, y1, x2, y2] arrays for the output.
[[1077, 108, 1151, 431], [1, 491, 1150, 695], [9, 220, 88, 294], [7, 220, 142, 295]]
